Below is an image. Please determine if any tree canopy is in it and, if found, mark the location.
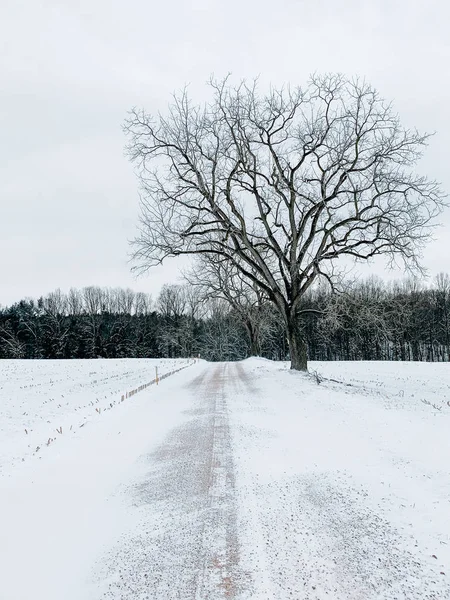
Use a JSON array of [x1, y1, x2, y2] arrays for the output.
[[125, 74, 446, 370]]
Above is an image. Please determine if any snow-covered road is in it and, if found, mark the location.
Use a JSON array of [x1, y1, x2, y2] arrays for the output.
[[95, 363, 244, 599], [1, 359, 450, 599]]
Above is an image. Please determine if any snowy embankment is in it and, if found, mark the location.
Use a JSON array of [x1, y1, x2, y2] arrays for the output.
[[0, 358, 192, 474], [230, 359, 450, 598]]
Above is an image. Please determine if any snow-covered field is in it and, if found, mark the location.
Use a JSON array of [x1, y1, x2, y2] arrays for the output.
[[1, 358, 449, 599], [231, 360, 450, 598], [0, 358, 192, 473], [0, 358, 196, 600], [310, 359, 450, 412]]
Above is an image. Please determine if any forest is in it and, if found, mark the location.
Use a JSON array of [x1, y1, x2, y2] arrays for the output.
[[1, 274, 449, 363]]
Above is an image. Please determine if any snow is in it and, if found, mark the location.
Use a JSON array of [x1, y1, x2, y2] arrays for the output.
[[230, 359, 450, 598], [1, 358, 449, 599], [0, 358, 192, 473], [0, 358, 197, 600]]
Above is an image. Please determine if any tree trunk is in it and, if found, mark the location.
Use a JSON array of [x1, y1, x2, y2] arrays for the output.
[[249, 327, 260, 357], [250, 337, 259, 357], [287, 313, 308, 371], [244, 320, 260, 357]]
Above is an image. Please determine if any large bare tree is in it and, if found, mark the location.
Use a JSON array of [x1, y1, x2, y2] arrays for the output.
[[125, 75, 446, 370]]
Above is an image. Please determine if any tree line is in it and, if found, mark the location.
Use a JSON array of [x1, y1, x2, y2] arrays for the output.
[[1, 274, 449, 362]]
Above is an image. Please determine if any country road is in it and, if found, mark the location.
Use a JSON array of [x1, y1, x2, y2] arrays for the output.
[[97, 363, 245, 599], [1, 359, 450, 599]]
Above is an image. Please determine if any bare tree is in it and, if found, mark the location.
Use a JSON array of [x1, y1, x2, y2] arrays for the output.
[[0, 321, 25, 358], [432, 273, 450, 360], [116, 288, 136, 314], [125, 75, 446, 370], [318, 277, 393, 360], [135, 291, 153, 316], [41, 289, 70, 357], [185, 255, 271, 356], [156, 284, 187, 357], [82, 286, 104, 315], [43, 288, 68, 316], [67, 288, 84, 316], [82, 286, 105, 357], [201, 298, 248, 361], [157, 284, 187, 318]]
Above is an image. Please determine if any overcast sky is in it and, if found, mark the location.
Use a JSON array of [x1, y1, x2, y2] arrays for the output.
[[1, 0, 449, 306]]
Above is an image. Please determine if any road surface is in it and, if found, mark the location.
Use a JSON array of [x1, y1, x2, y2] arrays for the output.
[[96, 363, 247, 598]]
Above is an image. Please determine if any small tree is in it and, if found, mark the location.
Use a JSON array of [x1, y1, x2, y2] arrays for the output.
[[156, 284, 187, 357], [125, 75, 446, 370], [185, 255, 272, 356]]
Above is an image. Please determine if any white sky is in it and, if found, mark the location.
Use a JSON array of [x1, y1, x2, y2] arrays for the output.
[[1, 0, 449, 306]]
